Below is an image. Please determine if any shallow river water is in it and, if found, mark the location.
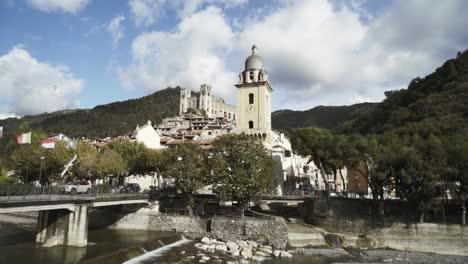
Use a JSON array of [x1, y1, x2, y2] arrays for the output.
[[1, 217, 467, 264], [0, 220, 175, 264]]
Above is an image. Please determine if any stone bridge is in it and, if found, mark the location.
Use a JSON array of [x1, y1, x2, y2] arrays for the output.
[[0, 193, 150, 247]]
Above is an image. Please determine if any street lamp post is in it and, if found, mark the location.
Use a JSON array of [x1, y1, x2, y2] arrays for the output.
[[38, 156, 45, 187]]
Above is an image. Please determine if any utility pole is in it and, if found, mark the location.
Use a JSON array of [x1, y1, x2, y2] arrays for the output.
[[38, 156, 45, 186]]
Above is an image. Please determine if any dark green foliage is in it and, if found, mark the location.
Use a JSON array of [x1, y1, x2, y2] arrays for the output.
[[272, 103, 373, 131], [158, 143, 208, 210], [0, 87, 181, 155], [106, 141, 154, 175], [208, 134, 276, 210]]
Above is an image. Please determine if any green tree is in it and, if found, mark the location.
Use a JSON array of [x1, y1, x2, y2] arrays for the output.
[[443, 134, 468, 224], [0, 161, 14, 186], [72, 141, 99, 180], [291, 128, 336, 192], [46, 141, 75, 182], [11, 144, 43, 183], [94, 149, 127, 181], [106, 141, 152, 175], [159, 143, 207, 214], [7, 124, 50, 184], [391, 136, 444, 223], [208, 134, 276, 215]]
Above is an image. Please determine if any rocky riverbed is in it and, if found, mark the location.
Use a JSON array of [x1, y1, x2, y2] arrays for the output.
[[194, 236, 292, 262], [161, 236, 468, 264]]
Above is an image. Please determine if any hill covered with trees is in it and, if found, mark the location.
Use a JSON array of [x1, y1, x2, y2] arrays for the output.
[[339, 50, 468, 136], [272, 103, 373, 131], [0, 87, 181, 139], [291, 50, 468, 224]]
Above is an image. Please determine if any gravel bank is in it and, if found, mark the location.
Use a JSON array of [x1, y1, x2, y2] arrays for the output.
[[360, 249, 468, 264], [293, 247, 468, 264]]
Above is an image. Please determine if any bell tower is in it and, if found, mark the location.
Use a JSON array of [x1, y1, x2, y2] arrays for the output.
[[235, 45, 272, 130]]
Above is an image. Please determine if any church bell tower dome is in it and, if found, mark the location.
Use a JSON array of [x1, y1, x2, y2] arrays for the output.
[[245, 45, 264, 70]]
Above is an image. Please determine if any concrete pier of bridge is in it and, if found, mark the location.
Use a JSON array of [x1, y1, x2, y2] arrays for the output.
[[0, 193, 150, 247], [36, 204, 88, 247]]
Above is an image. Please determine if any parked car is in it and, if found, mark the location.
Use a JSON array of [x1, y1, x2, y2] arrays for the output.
[[120, 183, 141, 193], [63, 181, 92, 194]]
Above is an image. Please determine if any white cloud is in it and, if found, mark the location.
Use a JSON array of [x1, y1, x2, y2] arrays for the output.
[[27, 0, 90, 14], [0, 46, 83, 116], [107, 15, 126, 49], [129, 0, 246, 27], [121, 0, 468, 110], [173, 0, 247, 18], [119, 6, 236, 99], [129, 0, 164, 27], [239, 0, 468, 109]]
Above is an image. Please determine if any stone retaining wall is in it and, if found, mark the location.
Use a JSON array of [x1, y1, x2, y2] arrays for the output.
[[353, 223, 468, 256], [304, 197, 468, 255]]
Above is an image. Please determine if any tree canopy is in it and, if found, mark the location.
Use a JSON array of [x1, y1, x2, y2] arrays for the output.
[[208, 134, 276, 210]]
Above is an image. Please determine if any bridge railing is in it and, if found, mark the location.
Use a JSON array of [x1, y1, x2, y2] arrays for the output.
[[0, 185, 141, 201]]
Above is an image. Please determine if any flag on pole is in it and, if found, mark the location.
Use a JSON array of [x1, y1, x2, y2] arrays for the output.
[[0, 126, 3, 138], [17, 132, 32, 144], [41, 138, 56, 149]]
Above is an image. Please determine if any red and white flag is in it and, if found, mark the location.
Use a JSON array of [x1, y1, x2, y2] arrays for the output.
[[17, 132, 32, 144], [41, 138, 56, 149]]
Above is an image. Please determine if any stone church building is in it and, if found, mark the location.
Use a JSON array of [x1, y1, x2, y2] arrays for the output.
[[179, 84, 237, 121], [176, 45, 338, 195]]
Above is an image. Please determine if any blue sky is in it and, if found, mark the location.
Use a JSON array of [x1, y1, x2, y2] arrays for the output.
[[1, 0, 467, 118]]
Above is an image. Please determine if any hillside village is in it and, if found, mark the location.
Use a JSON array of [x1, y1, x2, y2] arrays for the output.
[[68, 46, 356, 195]]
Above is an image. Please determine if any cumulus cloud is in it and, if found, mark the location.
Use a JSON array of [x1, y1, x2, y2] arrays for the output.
[[173, 0, 247, 17], [0, 46, 83, 117], [129, 0, 246, 27], [107, 15, 126, 49], [128, 0, 164, 27], [119, 6, 237, 99], [27, 0, 90, 14], [121, 0, 468, 110]]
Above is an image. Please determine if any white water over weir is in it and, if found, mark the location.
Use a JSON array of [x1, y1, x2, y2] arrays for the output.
[[123, 237, 191, 264]]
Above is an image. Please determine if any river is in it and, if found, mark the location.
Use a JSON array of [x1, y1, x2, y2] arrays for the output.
[[1, 214, 467, 264], [0, 215, 352, 264], [0, 216, 176, 264]]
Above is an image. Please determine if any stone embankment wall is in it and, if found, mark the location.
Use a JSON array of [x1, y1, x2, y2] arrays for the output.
[[304, 197, 468, 255], [210, 217, 288, 249], [89, 202, 206, 236], [89, 202, 289, 248], [353, 223, 468, 256], [305, 197, 465, 233]]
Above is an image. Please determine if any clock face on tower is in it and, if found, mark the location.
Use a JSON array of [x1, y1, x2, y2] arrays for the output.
[[246, 104, 254, 112]]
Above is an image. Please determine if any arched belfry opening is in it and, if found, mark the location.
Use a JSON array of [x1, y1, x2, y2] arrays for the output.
[[249, 93, 254, 104], [249, 121, 254, 129]]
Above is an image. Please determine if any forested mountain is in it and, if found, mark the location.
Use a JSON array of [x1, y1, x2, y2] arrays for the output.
[[339, 50, 468, 136], [271, 103, 373, 131], [0, 87, 181, 139]]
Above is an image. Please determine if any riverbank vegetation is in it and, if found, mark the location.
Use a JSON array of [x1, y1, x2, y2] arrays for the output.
[[291, 50, 468, 224], [292, 128, 467, 224]]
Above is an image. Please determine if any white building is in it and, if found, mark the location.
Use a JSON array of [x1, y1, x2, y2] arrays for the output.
[[135, 120, 162, 149]]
